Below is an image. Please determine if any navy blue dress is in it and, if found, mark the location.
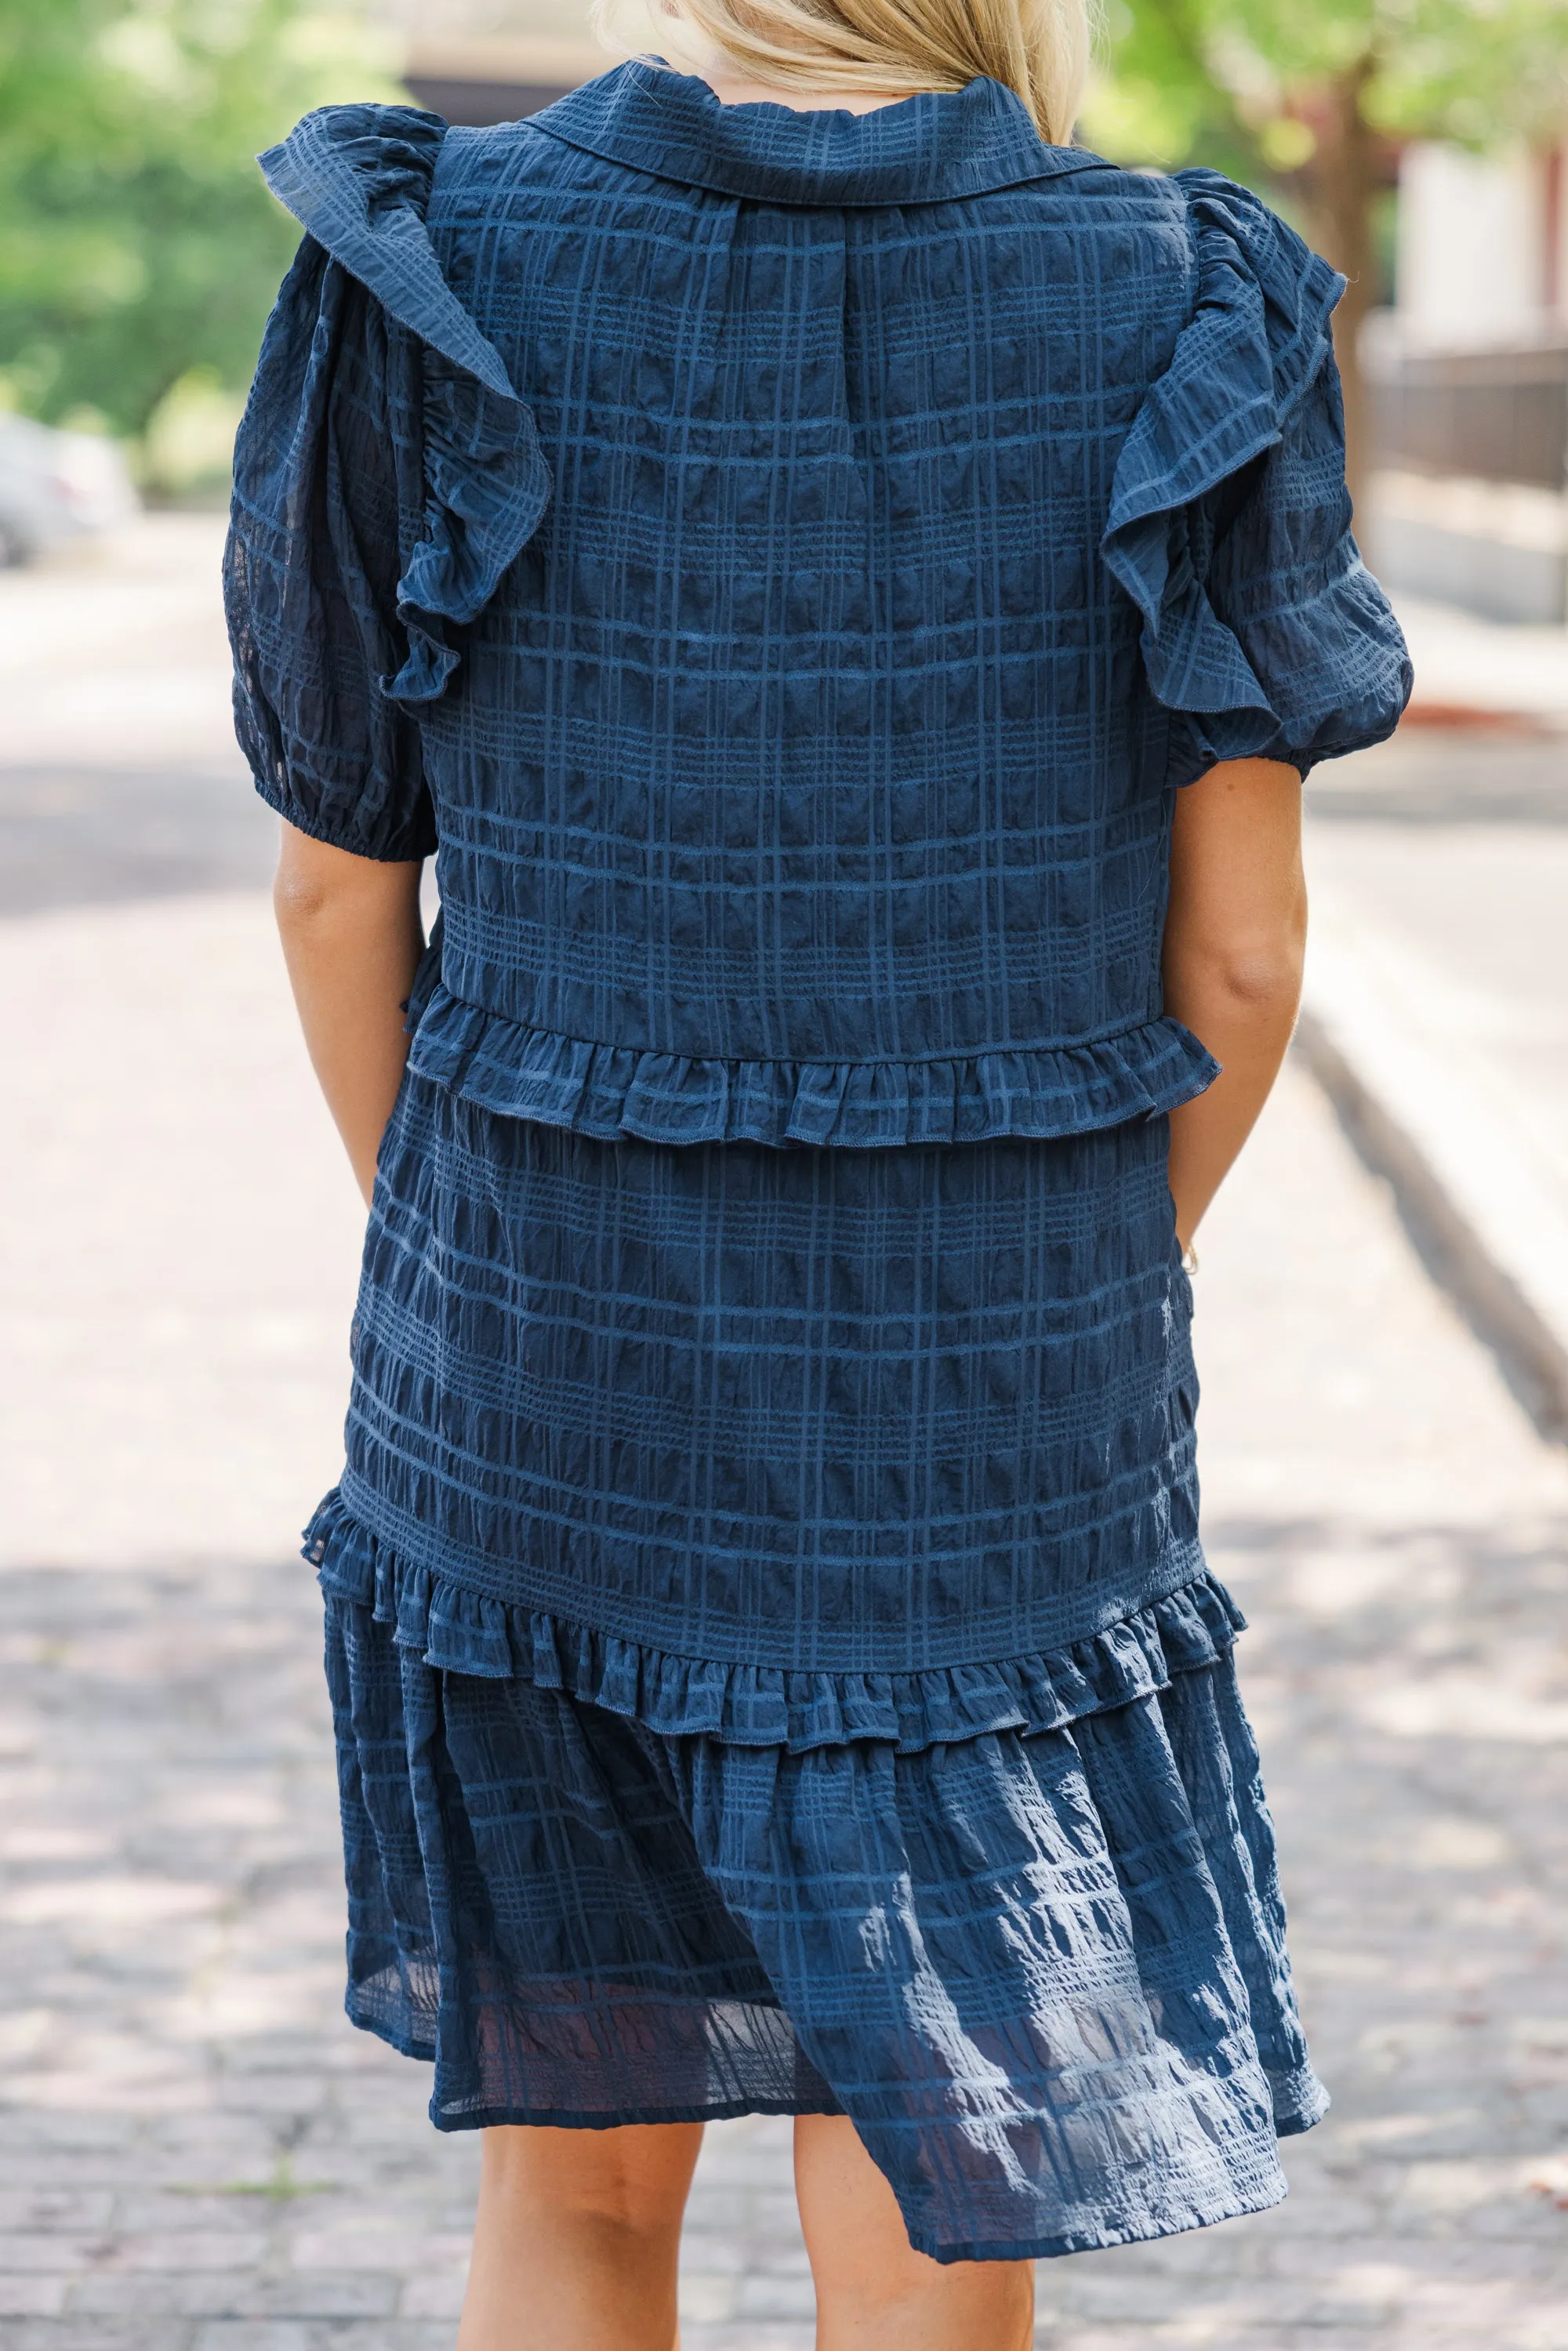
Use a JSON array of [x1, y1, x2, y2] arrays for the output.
[[226, 64, 1410, 2264]]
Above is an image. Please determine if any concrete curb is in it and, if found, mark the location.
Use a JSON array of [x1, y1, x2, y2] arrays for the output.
[[1294, 1010, 1568, 1441], [1291, 873, 1568, 1448]]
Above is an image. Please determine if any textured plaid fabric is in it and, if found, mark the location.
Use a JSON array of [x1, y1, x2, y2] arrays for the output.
[[220, 77, 1370, 2236], [333, 1070, 1200, 1680], [226, 66, 1410, 1147], [325, 1573, 1325, 2258]]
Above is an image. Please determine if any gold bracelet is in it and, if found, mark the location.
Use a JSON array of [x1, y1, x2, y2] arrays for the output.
[[1181, 1244, 1200, 1276]]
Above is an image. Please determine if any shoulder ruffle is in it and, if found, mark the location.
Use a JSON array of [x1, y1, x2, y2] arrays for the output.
[[404, 981, 1219, 1145], [306, 1488, 1243, 1754], [259, 105, 551, 702], [1101, 170, 1344, 736]]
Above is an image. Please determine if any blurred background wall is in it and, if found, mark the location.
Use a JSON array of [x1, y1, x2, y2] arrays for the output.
[[378, 0, 606, 122]]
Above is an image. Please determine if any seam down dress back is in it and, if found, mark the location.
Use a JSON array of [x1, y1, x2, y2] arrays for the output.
[[225, 63, 1412, 2265]]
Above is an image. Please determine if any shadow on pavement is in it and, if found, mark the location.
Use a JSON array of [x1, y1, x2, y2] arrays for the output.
[[0, 764, 275, 916]]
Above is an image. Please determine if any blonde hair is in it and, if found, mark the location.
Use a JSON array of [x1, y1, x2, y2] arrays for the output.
[[626, 0, 1092, 147]]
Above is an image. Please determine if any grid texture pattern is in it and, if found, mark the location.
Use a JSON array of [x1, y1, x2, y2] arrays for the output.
[[324, 1566, 1325, 2261], [224, 67, 1411, 1143], [214, 75, 1381, 2244], [340, 1071, 1200, 1676]]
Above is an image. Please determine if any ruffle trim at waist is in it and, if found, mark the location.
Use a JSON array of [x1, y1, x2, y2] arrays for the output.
[[405, 983, 1220, 1147], [305, 1489, 1244, 1754]]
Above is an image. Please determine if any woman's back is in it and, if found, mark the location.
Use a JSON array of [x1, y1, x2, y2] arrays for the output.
[[227, 53, 1409, 2304], [233, 65, 1405, 1143]]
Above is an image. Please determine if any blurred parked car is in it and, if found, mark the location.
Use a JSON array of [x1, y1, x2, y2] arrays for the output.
[[0, 412, 139, 564]]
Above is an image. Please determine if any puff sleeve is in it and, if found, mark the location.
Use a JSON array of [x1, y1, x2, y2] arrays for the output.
[[224, 103, 552, 857], [1103, 170, 1413, 783], [225, 229, 436, 859]]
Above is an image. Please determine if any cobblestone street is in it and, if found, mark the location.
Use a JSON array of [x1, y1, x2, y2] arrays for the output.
[[3, 523, 1567, 2346]]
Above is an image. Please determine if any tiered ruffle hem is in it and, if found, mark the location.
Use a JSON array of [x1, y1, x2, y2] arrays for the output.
[[315, 1491, 1327, 2264]]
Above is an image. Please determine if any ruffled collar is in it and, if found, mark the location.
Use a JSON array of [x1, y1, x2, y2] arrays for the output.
[[529, 60, 1102, 207]]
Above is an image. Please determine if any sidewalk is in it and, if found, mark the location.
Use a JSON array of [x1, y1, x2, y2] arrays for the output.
[[1300, 588, 1568, 1435], [1392, 592, 1568, 732]]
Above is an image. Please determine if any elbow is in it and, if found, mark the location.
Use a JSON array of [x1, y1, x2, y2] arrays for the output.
[[273, 863, 336, 934], [272, 829, 385, 935], [1171, 905, 1308, 1025], [272, 829, 424, 961], [1201, 939, 1305, 1016]]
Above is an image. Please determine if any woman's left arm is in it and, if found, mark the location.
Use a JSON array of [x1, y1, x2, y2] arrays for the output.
[[273, 820, 426, 1206], [1162, 756, 1308, 1251]]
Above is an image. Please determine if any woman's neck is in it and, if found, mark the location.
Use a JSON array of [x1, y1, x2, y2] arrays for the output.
[[694, 60, 935, 112]]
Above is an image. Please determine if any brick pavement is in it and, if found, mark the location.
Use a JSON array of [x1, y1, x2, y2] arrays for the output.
[[2, 521, 1567, 2346]]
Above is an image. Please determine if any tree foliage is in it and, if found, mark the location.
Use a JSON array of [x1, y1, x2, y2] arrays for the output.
[[1083, 0, 1568, 182], [1082, 0, 1568, 495], [0, 0, 398, 438]]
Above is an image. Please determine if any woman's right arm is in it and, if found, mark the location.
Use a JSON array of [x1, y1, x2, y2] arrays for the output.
[[1161, 755, 1308, 1252], [226, 247, 438, 1210], [274, 822, 426, 1207]]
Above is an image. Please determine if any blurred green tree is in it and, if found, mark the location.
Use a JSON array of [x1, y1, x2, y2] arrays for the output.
[[0, 0, 398, 444], [1083, 0, 1568, 499]]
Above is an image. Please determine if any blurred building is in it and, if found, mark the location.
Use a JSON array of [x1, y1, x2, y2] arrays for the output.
[[1369, 140, 1568, 622], [366, 0, 622, 122]]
